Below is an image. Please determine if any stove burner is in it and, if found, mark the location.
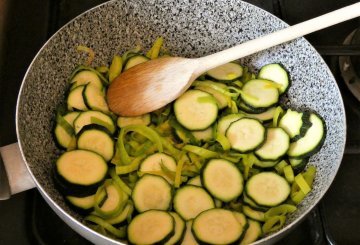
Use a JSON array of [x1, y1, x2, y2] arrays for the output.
[[339, 29, 360, 101]]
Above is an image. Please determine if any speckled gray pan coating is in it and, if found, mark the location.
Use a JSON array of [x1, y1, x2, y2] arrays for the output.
[[17, 0, 346, 244]]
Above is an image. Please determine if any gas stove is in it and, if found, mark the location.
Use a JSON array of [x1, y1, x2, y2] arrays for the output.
[[0, 0, 359, 244]]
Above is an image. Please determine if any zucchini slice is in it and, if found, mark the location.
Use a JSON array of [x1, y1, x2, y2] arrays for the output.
[[165, 212, 186, 245], [182, 220, 199, 245], [242, 205, 265, 222], [70, 70, 103, 90], [226, 118, 266, 153], [289, 157, 309, 173], [106, 202, 133, 225], [241, 79, 279, 109], [187, 175, 202, 187], [132, 174, 172, 212], [207, 62, 243, 81], [255, 127, 290, 161], [278, 109, 311, 141], [244, 106, 277, 122], [139, 152, 177, 184], [67, 85, 88, 111], [258, 63, 290, 94], [124, 55, 150, 70], [217, 113, 244, 136], [287, 112, 326, 158], [94, 180, 128, 218], [194, 80, 230, 109], [55, 150, 108, 195], [240, 219, 262, 245], [173, 185, 215, 220], [66, 194, 95, 213], [128, 210, 175, 245], [238, 101, 268, 114], [83, 84, 109, 113], [201, 159, 243, 202], [191, 126, 214, 142], [73, 110, 115, 134], [245, 172, 290, 207], [54, 112, 79, 149], [117, 113, 151, 128], [77, 125, 115, 162], [253, 155, 279, 168], [192, 208, 244, 245], [174, 90, 218, 130]]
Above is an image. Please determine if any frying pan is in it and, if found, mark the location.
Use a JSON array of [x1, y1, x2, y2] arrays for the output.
[[0, 0, 346, 244]]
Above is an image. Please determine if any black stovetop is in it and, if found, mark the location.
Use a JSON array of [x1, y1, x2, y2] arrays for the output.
[[0, 0, 359, 244]]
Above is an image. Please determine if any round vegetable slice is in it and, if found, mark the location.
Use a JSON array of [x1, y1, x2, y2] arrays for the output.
[[255, 127, 290, 161]]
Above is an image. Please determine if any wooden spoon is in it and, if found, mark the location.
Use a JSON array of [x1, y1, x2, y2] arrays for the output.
[[107, 2, 360, 116]]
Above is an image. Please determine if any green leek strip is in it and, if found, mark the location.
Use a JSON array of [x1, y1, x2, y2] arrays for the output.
[[264, 204, 297, 220], [291, 191, 306, 205], [233, 80, 243, 88], [174, 153, 186, 188], [66, 137, 77, 151], [130, 131, 148, 143], [219, 152, 246, 163], [122, 47, 141, 63], [56, 113, 74, 135], [294, 173, 311, 195], [216, 133, 231, 151], [197, 96, 217, 104], [147, 36, 164, 59], [168, 117, 196, 144], [109, 168, 132, 195], [183, 145, 218, 159], [283, 165, 295, 183], [68, 65, 109, 85], [85, 215, 126, 238], [229, 201, 242, 211], [77, 45, 95, 66], [90, 117, 114, 133], [116, 156, 145, 175], [160, 137, 182, 159], [188, 152, 203, 169], [264, 80, 283, 89], [273, 106, 284, 127], [128, 172, 138, 183], [160, 162, 176, 181], [230, 100, 239, 113], [303, 165, 316, 187], [109, 55, 123, 82], [193, 81, 238, 97], [262, 215, 286, 234], [275, 160, 288, 174], [118, 125, 163, 165], [96, 66, 109, 74], [106, 202, 134, 225], [128, 140, 141, 151], [132, 141, 153, 156], [243, 154, 256, 180]]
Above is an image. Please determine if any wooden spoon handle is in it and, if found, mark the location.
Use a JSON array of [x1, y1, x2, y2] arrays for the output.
[[195, 2, 360, 76]]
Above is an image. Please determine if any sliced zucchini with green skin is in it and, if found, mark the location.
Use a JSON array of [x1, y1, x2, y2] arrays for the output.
[[124, 55, 150, 70], [238, 101, 268, 114], [73, 110, 115, 134], [244, 106, 277, 122], [67, 85, 88, 111], [54, 150, 108, 196], [192, 208, 244, 245], [243, 192, 269, 212], [127, 210, 175, 245], [94, 180, 128, 218], [117, 114, 151, 128], [83, 84, 109, 113], [242, 205, 265, 222], [232, 212, 249, 241], [181, 220, 199, 245], [201, 159, 243, 202], [253, 154, 279, 168], [241, 79, 279, 109], [66, 194, 95, 213], [70, 70, 103, 90], [165, 212, 186, 245], [77, 125, 115, 162], [240, 219, 262, 245], [255, 127, 290, 161], [106, 202, 133, 225], [191, 127, 213, 142], [195, 80, 230, 109], [226, 118, 266, 153], [139, 152, 177, 184], [287, 112, 326, 158], [132, 174, 172, 212], [246, 172, 290, 207], [289, 157, 309, 173], [217, 113, 244, 135], [207, 62, 243, 81], [258, 63, 290, 94], [174, 90, 218, 130], [173, 185, 215, 220], [187, 176, 202, 187], [279, 109, 311, 141], [54, 112, 80, 149]]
